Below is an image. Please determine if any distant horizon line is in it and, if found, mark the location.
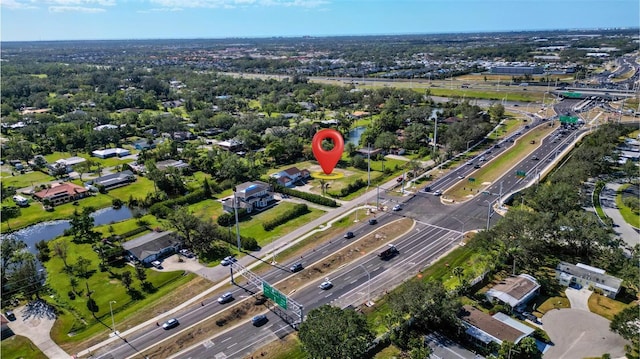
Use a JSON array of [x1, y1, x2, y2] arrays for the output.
[[2, 26, 638, 43]]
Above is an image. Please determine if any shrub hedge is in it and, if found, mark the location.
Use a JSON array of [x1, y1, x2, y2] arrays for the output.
[[263, 204, 309, 231], [275, 185, 339, 207]]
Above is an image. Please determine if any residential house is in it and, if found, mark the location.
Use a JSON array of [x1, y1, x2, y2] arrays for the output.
[[485, 274, 540, 309], [172, 131, 195, 141], [46, 156, 87, 175], [155, 159, 189, 171], [270, 166, 311, 188], [85, 170, 136, 191], [133, 139, 162, 151], [33, 182, 89, 206], [459, 305, 535, 347], [217, 139, 243, 152], [556, 262, 623, 298], [92, 148, 131, 159], [222, 181, 274, 214], [122, 231, 182, 265]]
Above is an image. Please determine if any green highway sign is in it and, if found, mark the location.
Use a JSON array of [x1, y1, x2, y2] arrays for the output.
[[559, 115, 579, 124], [516, 170, 526, 177], [263, 282, 288, 309], [562, 92, 582, 99]]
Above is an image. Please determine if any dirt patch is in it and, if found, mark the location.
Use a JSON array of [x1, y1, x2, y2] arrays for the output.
[[136, 218, 414, 359]]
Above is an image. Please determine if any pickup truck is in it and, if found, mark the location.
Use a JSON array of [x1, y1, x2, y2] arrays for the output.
[[378, 244, 399, 260]]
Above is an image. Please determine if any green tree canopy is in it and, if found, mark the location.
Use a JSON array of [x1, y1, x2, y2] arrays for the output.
[[299, 305, 375, 359]]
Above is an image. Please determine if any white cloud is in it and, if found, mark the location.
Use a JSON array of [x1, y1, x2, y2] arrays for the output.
[[137, 6, 182, 13], [1, 0, 116, 10], [49, 5, 106, 12], [46, 0, 116, 5], [148, 0, 328, 9], [0, 0, 38, 9]]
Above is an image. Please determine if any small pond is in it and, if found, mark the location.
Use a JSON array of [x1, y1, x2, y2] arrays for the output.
[[3, 206, 136, 254]]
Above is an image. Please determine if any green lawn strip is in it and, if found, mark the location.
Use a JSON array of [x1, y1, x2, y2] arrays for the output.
[[445, 125, 555, 201], [587, 293, 630, 321], [593, 182, 608, 221], [487, 118, 520, 141], [238, 202, 325, 246], [616, 184, 640, 228], [0, 335, 48, 359], [530, 294, 570, 316], [188, 198, 223, 221], [46, 238, 192, 345], [1, 170, 56, 189], [105, 177, 156, 202], [92, 214, 160, 237]]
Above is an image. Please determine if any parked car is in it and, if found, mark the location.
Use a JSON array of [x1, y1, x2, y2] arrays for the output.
[[4, 311, 16, 321], [252, 314, 268, 326], [151, 260, 162, 269], [290, 263, 303, 273], [220, 256, 237, 266], [319, 280, 333, 290], [217, 292, 234, 304], [162, 318, 179, 330], [344, 231, 355, 239]]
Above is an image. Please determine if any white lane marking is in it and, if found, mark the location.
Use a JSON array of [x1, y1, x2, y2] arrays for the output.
[[227, 342, 238, 348]]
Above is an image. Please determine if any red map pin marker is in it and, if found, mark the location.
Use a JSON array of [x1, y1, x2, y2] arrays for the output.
[[312, 129, 344, 175]]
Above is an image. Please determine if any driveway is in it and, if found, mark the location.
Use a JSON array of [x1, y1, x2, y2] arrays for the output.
[[6, 300, 70, 359], [564, 287, 592, 311], [542, 309, 628, 359]]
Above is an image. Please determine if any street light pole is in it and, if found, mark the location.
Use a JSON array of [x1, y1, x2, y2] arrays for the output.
[[109, 300, 117, 335], [360, 264, 371, 305]]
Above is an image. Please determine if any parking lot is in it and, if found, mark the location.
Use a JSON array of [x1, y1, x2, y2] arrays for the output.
[[542, 309, 628, 359]]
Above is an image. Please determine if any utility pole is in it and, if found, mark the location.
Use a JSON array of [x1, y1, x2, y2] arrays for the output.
[[367, 144, 371, 186], [432, 117, 438, 155], [233, 188, 241, 251]]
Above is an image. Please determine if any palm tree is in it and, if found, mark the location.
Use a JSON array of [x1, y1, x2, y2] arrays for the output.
[[452, 266, 464, 285]]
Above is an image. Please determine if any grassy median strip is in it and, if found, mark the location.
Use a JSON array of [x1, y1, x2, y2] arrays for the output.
[[444, 124, 557, 202]]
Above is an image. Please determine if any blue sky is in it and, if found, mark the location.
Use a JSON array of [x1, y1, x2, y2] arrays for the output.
[[1, 0, 638, 41]]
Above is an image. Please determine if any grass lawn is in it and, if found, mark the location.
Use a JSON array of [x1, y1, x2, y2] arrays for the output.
[[532, 294, 570, 315], [106, 177, 156, 202], [445, 124, 556, 202], [46, 236, 194, 347], [1, 170, 56, 189], [238, 202, 325, 245], [424, 88, 544, 103], [588, 293, 630, 321], [0, 335, 47, 359], [93, 214, 160, 237], [616, 184, 640, 228], [188, 198, 223, 221]]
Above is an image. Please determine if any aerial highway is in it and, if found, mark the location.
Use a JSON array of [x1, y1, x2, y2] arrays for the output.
[[93, 111, 585, 359]]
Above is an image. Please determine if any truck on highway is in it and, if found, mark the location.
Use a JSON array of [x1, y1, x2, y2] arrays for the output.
[[378, 244, 399, 260]]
